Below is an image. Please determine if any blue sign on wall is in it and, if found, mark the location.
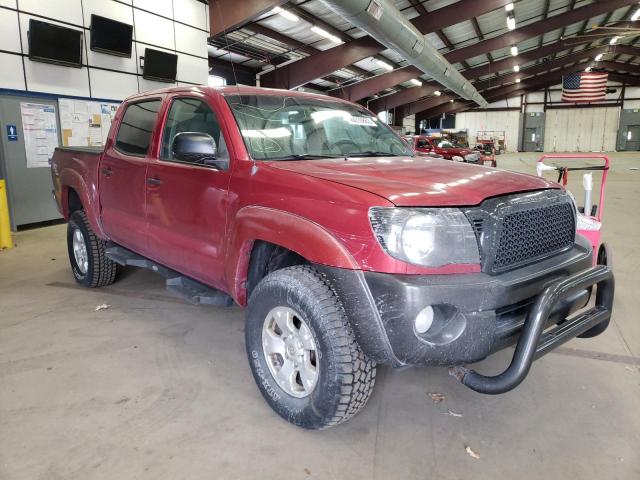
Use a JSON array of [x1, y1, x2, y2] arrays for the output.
[[6, 125, 18, 141]]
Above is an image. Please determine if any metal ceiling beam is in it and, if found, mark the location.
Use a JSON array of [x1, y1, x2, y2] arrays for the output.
[[336, 1, 635, 103], [413, 62, 591, 118], [209, 0, 286, 38], [285, 3, 399, 80], [260, 0, 512, 89], [367, 39, 635, 113], [416, 62, 640, 120], [445, 0, 637, 64]]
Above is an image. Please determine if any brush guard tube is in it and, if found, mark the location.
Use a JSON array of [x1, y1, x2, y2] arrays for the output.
[[449, 265, 614, 394]]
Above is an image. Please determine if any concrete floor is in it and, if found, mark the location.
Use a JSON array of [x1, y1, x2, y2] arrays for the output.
[[1, 152, 639, 479]]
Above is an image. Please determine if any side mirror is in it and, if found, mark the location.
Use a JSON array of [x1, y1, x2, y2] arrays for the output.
[[172, 132, 227, 169]]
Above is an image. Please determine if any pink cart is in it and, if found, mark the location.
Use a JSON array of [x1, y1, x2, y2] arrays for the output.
[[536, 154, 611, 267]]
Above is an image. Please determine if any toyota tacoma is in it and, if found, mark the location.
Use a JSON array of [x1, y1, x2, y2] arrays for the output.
[[51, 86, 614, 429]]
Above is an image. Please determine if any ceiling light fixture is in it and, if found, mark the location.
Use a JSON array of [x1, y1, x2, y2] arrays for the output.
[[410, 78, 423, 86], [609, 36, 620, 45], [515, 78, 521, 83], [510, 45, 519, 56], [513, 65, 520, 72], [271, 6, 299, 22], [376, 59, 393, 71], [632, 8, 640, 21], [595, 53, 603, 61], [311, 26, 342, 44], [505, 3, 515, 12], [434, 90, 442, 96], [585, 66, 592, 72], [506, 14, 516, 31]]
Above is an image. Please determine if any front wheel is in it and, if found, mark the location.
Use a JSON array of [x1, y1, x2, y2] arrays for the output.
[[67, 210, 117, 288], [245, 266, 376, 429]]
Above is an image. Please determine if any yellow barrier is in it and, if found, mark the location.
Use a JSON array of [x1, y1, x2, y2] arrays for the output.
[[0, 179, 13, 249]]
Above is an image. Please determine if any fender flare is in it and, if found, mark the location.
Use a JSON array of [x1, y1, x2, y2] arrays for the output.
[[226, 206, 359, 305], [59, 168, 106, 238]]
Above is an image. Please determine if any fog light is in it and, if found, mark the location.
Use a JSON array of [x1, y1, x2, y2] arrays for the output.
[[415, 306, 435, 334], [413, 304, 467, 346]]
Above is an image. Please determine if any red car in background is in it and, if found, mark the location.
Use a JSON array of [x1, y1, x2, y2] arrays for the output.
[[406, 135, 481, 163]]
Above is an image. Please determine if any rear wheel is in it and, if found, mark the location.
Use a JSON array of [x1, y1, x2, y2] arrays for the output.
[[67, 210, 117, 288], [245, 266, 376, 429]]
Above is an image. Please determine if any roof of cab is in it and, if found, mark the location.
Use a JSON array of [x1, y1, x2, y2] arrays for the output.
[[123, 85, 355, 105]]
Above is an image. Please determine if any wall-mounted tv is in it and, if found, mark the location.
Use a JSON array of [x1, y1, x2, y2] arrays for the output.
[[143, 48, 178, 83], [28, 19, 83, 67], [90, 15, 133, 58]]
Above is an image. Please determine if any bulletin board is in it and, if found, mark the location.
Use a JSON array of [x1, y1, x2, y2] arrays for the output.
[[19, 102, 59, 169], [58, 98, 120, 148]]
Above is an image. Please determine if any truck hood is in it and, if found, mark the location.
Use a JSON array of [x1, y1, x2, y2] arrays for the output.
[[268, 156, 558, 206], [446, 148, 473, 156]]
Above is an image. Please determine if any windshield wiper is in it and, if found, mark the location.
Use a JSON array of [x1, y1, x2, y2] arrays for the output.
[[271, 154, 343, 161], [344, 151, 403, 157]]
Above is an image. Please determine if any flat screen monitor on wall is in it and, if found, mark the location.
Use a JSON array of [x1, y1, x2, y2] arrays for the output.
[[90, 15, 133, 57], [143, 48, 178, 83], [28, 19, 83, 67]]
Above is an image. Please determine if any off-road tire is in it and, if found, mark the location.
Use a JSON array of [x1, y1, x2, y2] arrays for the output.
[[67, 210, 117, 288], [245, 266, 376, 429]]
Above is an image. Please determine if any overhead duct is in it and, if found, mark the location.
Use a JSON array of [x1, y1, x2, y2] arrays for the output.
[[320, 0, 489, 107]]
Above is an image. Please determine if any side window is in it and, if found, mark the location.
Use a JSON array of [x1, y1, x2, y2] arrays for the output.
[[160, 97, 228, 164], [115, 100, 162, 155]]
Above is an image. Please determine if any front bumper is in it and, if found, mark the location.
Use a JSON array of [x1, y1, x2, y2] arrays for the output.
[[318, 235, 614, 393]]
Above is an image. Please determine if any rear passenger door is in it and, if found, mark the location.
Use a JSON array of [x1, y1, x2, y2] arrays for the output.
[[100, 99, 162, 255], [144, 94, 233, 289]]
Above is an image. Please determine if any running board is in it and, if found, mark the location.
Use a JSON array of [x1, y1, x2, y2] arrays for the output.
[[105, 243, 233, 307]]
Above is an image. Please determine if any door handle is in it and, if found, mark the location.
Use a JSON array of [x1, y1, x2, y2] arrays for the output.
[[146, 177, 162, 186], [101, 167, 113, 177]]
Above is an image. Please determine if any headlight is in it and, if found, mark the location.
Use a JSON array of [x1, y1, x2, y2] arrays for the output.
[[369, 207, 480, 267]]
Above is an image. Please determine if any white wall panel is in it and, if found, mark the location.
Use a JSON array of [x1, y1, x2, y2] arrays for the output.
[[0, 9, 21, 54], [134, 0, 173, 18], [19, 0, 83, 25], [86, 46, 138, 74], [0, 0, 17, 8], [25, 61, 90, 96], [82, 0, 135, 35], [175, 23, 208, 57], [527, 92, 545, 103], [544, 107, 620, 152], [89, 69, 139, 100], [134, 10, 175, 50], [0, 53, 25, 90], [527, 103, 544, 113], [177, 55, 208, 84], [174, 0, 208, 31], [138, 77, 176, 93], [455, 110, 520, 151]]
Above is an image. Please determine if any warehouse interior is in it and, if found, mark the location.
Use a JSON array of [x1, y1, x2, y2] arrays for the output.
[[0, 1, 639, 479]]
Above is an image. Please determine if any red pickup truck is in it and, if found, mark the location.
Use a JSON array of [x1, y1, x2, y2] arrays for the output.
[[51, 86, 614, 430], [406, 135, 481, 163]]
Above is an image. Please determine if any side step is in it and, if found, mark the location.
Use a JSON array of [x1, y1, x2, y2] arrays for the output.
[[105, 243, 233, 307]]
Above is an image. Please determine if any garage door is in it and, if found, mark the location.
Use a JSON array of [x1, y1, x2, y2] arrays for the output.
[[544, 107, 620, 152]]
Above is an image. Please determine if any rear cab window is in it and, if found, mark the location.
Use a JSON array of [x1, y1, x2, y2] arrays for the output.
[[115, 99, 162, 156]]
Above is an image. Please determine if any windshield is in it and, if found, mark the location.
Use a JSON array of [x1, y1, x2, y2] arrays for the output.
[[437, 140, 461, 149], [225, 94, 413, 160]]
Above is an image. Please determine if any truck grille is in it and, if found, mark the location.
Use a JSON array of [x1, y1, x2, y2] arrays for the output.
[[464, 190, 576, 274]]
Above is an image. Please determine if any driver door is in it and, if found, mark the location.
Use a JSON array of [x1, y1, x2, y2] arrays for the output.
[[145, 94, 232, 289]]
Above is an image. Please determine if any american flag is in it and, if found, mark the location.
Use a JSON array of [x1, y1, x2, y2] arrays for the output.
[[562, 72, 608, 103]]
